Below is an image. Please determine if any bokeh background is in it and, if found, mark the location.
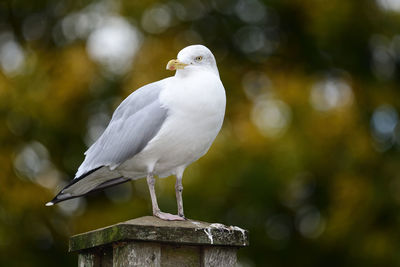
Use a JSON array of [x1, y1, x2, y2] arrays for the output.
[[1, 0, 400, 266]]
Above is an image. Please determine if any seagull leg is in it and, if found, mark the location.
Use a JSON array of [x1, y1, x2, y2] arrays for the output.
[[175, 175, 185, 219], [146, 173, 160, 214], [146, 173, 184, 221]]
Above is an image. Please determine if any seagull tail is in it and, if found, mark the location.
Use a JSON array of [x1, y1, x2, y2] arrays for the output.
[[45, 167, 131, 206]]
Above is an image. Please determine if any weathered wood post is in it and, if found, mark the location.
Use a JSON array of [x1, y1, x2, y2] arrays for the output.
[[70, 216, 249, 267]]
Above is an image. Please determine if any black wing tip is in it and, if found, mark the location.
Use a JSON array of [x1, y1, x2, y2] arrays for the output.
[[45, 195, 60, 206], [45, 166, 105, 206], [45, 193, 74, 206], [45, 175, 130, 207]]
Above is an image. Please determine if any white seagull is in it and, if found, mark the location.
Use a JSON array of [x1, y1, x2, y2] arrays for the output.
[[46, 45, 226, 221]]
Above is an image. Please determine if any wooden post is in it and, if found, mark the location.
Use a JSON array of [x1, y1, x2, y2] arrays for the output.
[[69, 216, 249, 267]]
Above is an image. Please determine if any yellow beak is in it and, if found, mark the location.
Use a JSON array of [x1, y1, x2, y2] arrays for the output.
[[166, 59, 188, 71]]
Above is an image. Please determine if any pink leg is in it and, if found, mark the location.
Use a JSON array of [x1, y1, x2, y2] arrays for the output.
[[175, 175, 185, 218], [146, 173, 185, 221]]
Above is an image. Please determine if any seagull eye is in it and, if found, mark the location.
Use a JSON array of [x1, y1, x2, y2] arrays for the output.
[[195, 56, 203, 62]]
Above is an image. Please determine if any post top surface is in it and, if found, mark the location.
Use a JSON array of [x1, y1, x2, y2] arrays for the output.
[[69, 216, 249, 252]]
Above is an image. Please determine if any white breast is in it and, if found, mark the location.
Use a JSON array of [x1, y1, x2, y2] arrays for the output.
[[119, 70, 226, 178]]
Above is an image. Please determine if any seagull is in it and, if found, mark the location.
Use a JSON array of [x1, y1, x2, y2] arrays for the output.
[[46, 45, 226, 221]]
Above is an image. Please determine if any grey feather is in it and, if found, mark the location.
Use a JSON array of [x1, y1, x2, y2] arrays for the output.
[[76, 79, 169, 177]]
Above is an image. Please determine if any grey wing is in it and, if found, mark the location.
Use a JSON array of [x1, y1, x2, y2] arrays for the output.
[[75, 79, 169, 178]]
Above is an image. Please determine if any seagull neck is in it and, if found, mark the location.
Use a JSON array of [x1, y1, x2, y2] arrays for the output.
[[175, 68, 219, 79], [175, 69, 193, 79]]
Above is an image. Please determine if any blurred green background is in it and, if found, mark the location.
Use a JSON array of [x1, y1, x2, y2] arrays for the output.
[[1, 0, 400, 266]]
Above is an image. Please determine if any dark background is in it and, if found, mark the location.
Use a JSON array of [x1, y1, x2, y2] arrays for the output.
[[1, 0, 400, 266]]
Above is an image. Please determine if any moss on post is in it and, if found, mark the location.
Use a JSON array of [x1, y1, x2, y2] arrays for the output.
[[70, 216, 249, 267]]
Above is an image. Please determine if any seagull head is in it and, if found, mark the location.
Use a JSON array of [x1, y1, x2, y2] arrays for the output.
[[166, 45, 219, 76]]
